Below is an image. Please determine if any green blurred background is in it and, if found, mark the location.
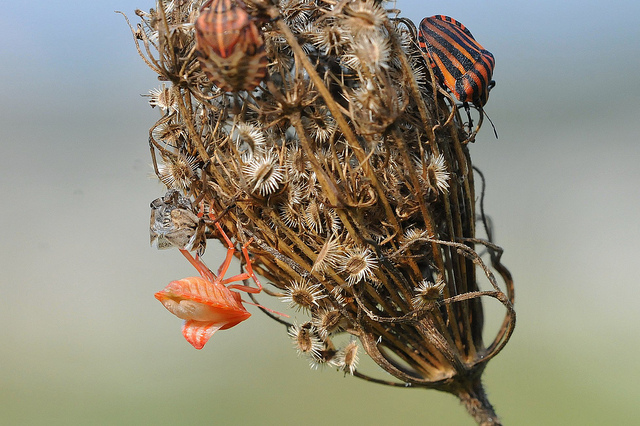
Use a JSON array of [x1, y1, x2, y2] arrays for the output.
[[1, 0, 639, 424]]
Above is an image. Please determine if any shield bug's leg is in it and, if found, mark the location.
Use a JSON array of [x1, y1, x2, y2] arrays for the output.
[[180, 249, 217, 283], [223, 238, 263, 294], [462, 101, 474, 132], [205, 206, 238, 277], [204, 204, 262, 293]]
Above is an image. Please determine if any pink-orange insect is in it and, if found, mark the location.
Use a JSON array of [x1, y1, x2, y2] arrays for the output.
[[155, 211, 265, 350]]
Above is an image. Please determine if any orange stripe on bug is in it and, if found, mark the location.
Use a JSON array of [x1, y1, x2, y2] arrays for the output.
[[155, 275, 251, 349]]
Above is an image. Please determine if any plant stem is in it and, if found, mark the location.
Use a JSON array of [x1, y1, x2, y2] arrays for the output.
[[454, 377, 502, 425]]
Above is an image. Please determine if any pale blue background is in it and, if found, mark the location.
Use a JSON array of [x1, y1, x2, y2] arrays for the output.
[[1, 1, 639, 424]]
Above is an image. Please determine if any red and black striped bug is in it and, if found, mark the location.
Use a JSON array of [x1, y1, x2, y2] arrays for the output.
[[195, 0, 269, 92], [418, 15, 495, 108]]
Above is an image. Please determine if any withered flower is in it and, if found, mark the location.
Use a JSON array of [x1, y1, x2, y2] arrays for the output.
[[338, 245, 378, 285], [416, 153, 450, 195], [333, 340, 360, 375], [147, 83, 179, 112], [312, 307, 345, 339], [234, 122, 267, 159], [242, 149, 284, 196], [343, 31, 392, 74], [411, 278, 447, 310], [288, 322, 323, 358], [343, 0, 387, 35], [126, 1, 515, 424], [311, 233, 343, 273], [157, 153, 199, 190], [280, 279, 326, 312]]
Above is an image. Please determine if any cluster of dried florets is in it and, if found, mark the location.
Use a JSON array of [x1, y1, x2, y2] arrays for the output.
[[124, 0, 514, 423]]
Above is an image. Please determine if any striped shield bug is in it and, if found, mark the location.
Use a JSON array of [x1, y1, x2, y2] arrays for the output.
[[195, 0, 269, 92], [418, 15, 495, 108]]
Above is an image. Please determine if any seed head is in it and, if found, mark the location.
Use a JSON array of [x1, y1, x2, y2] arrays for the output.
[[282, 0, 313, 27], [402, 227, 427, 242], [338, 245, 378, 285], [311, 21, 349, 55], [343, 0, 387, 35], [157, 154, 199, 190], [308, 339, 339, 370], [285, 145, 310, 180], [242, 149, 284, 196], [280, 279, 326, 312], [311, 233, 343, 273], [304, 200, 325, 234], [152, 122, 184, 147], [147, 84, 179, 112], [312, 307, 345, 339], [333, 340, 360, 375], [351, 79, 383, 116], [411, 278, 446, 310], [304, 108, 337, 144], [279, 202, 302, 229], [288, 322, 323, 358], [343, 31, 391, 74], [234, 122, 266, 159]]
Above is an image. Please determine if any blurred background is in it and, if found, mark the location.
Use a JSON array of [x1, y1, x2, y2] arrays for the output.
[[1, 0, 639, 424]]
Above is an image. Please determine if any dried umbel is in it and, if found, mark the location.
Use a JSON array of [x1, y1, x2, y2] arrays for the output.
[[122, 1, 515, 424]]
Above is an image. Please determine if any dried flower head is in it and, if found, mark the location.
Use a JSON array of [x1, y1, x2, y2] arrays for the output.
[[311, 21, 349, 55], [279, 202, 302, 229], [312, 307, 344, 339], [281, 0, 313, 27], [311, 233, 342, 273], [157, 153, 199, 190], [338, 245, 378, 285], [343, 31, 391, 73], [280, 279, 326, 312], [242, 149, 284, 196], [416, 153, 450, 194], [304, 200, 325, 234], [411, 278, 446, 310], [343, 0, 387, 35], [304, 108, 337, 143], [308, 339, 338, 370], [329, 286, 349, 308], [288, 322, 322, 358], [402, 226, 427, 242], [152, 121, 185, 146], [147, 84, 179, 112], [333, 340, 360, 375], [285, 144, 309, 180], [350, 79, 382, 116], [234, 122, 266, 159], [128, 1, 515, 422]]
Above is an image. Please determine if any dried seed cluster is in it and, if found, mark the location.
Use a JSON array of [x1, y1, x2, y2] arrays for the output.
[[125, 0, 514, 400]]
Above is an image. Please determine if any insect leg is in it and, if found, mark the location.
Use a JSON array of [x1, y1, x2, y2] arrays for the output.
[[179, 249, 217, 282], [223, 238, 263, 294]]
